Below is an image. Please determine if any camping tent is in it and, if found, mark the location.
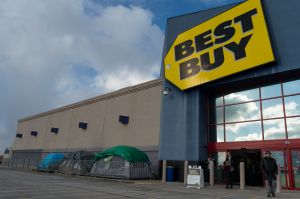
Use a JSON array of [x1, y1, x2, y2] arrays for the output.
[[59, 150, 94, 175], [90, 145, 152, 179], [37, 153, 64, 172]]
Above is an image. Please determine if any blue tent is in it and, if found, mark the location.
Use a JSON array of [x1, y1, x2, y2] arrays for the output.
[[37, 153, 64, 172]]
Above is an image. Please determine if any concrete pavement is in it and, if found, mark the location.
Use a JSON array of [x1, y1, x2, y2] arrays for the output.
[[0, 168, 299, 199]]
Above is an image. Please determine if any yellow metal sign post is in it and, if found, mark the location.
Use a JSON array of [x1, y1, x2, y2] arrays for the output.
[[164, 0, 274, 90]]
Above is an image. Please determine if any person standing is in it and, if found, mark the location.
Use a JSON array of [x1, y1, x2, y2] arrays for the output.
[[223, 152, 234, 189], [260, 151, 278, 197]]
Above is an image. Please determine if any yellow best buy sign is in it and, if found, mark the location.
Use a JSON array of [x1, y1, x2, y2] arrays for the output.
[[164, 0, 274, 90]]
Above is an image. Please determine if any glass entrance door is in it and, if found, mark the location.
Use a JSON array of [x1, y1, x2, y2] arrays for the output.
[[264, 149, 300, 190], [291, 150, 300, 189], [211, 147, 300, 189], [263, 150, 288, 188]]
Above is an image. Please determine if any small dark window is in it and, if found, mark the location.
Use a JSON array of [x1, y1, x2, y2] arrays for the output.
[[51, 128, 59, 134], [16, 133, 23, 138], [119, 115, 129, 125], [4, 148, 9, 154], [31, 131, 38, 137], [78, 122, 88, 130]]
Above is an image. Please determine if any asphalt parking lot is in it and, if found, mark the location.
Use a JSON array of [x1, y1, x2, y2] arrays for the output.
[[1, 168, 300, 199]]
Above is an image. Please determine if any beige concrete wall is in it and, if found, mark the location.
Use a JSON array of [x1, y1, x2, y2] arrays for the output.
[[67, 101, 106, 150], [14, 116, 48, 150], [13, 120, 30, 150], [102, 86, 161, 148], [43, 110, 72, 150], [12, 79, 162, 152]]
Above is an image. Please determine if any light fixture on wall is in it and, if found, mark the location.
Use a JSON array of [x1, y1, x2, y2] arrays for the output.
[[51, 128, 59, 134], [78, 122, 88, 130], [31, 131, 38, 137], [163, 87, 172, 95], [119, 115, 129, 125], [16, 133, 23, 138]]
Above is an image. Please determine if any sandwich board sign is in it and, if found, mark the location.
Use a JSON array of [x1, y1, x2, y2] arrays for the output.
[[187, 166, 204, 189]]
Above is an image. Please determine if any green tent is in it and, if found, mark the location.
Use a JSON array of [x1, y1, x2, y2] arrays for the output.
[[94, 145, 149, 163]]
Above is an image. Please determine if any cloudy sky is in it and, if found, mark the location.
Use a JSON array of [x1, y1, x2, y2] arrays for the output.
[[0, 0, 242, 154]]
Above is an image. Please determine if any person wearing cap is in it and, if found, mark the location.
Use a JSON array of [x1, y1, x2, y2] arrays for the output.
[[260, 151, 278, 197]]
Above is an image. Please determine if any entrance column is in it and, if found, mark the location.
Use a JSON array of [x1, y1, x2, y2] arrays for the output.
[[240, 162, 245, 190], [209, 160, 214, 186], [184, 161, 188, 185], [162, 160, 167, 182], [276, 165, 282, 193]]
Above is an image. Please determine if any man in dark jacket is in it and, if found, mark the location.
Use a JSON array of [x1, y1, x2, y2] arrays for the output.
[[260, 151, 278, 197]]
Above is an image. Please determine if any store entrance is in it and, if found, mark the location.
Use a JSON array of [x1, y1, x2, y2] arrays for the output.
[[209, 140, 300, 190], [230, 149, 263, 187], [262, 148, 300, 190]]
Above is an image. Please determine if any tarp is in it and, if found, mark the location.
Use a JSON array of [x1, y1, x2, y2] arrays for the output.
[[60, 151, 94, 175], [67, 150, 94, 161], [94, 145, 149, 163], [37, 153, 64, 171]]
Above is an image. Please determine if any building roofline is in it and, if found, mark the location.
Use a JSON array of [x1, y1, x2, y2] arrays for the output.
[[18, 78, 163, 123], [166, 0, 244, 22]]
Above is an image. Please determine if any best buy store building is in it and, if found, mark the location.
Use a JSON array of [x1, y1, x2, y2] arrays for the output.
[[12, 0, 300, 190], [160, 0, 300, 190]]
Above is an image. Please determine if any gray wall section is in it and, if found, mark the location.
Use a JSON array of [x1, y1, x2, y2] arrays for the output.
[[11, 150, 43, 160], [159, 86, 200, 161], [159, 84, 207, 161], [160, 0, 300, 161]]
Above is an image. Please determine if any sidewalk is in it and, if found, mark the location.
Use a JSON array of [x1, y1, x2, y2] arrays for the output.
[[129, 180, 300, 199]]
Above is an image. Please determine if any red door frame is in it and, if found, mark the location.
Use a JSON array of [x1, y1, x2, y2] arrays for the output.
[[261, 148, 289, 189], [288, 148, 300, 190], [208, 139, 300, 190]]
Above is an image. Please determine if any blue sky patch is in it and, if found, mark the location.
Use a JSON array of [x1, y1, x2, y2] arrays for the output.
[[84, 0, 244, 30]]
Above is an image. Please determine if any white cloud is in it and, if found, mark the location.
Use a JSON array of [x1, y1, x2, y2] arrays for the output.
[[263, 118, 285, 139], [0, 0, 164, 153], [262, 103, 283, 118], [92, 69, 154, 91], [264, 127, 284, 138], [286, 118, 300, 138], [226, 122, 247, 134], [224, 93, 260, 123], [234, 132, 262, 142], [285, 101, 299, 116]]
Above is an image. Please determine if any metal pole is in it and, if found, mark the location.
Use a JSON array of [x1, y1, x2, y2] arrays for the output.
[[276, 165, 282, 193], [209, 160, 214, 186], [184, 161, 188, 185], [162, 160, 167, 183], [240, 162, 245, 190]]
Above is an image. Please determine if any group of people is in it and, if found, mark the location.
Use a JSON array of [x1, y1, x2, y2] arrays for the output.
[[208, 150, 278, 197]]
